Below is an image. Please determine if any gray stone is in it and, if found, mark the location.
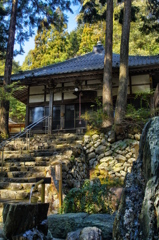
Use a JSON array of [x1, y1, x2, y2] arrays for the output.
[[89, 158, 96, 167], [105, 150, 113, 157], [79, 227, 102, 240], [115, 154, 126, 162], [92, 134, 100, 141], [108, 160, 116, 167], [113, 117, 159, 240], [111, 140, 123, 150], [98, 162, 109, 170], [84, 135, 91, 144], [94, 141, 101, 148], [95, 145, 106, 155], [101, 139, 106, 145], [100, 157, 113, 163], [87, 152, 96, 160], [120, 170, 126, 177], [67, 229, 82, 240], [48, 213, 115, 240], [114, 163, 123, 168], [100, 133, 105, 138], [134, 133, 141, 141], [97, 153, 105, 161], [128, 158, 136, 164], [48, 213, 88, 239]]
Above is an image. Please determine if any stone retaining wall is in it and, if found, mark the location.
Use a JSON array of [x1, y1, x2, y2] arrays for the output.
[[83, 132, 140, 181], [45, 132, 140, 212]]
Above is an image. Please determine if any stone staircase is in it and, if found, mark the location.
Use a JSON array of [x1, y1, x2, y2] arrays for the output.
[[0, 133, 84, 222]]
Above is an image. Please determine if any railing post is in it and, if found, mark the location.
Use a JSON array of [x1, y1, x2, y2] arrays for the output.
[[28, 130, 30, 151], [48, 116, 52, 135], [26, 131, 29, 151], [1, 147, 4, 172]]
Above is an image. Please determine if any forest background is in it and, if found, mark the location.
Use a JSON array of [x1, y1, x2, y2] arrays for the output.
[[0, 0, 158, 123]]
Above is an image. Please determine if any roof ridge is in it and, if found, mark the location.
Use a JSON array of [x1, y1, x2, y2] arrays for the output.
[[12, 51, 95, 77]]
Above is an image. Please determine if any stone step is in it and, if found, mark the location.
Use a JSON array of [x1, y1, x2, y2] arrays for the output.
[[2, 161, 50, 167], [32, 151, 55, 157], [0, 182, 34, 190], [4, 166, 46, 172], [1, 156, 51, 163], [0, 189, 29, 200], [3, 171, 45, 178], [0, 161, 36, 168], [0, 177, 46, 183], [2, 157, 35, 162]]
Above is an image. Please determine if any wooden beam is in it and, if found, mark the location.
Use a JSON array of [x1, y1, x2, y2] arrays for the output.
[[49, 91, 53, 134]]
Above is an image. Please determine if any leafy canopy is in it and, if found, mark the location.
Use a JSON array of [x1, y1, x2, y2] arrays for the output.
[[1, 0, 78, 57]]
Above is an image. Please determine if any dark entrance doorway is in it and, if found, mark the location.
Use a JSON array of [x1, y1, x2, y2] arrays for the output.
[[53, 106, 60, 130], [65, 105, 75, 128]]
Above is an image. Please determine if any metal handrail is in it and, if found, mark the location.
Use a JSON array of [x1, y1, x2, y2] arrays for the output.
[[0, 115, 51, 171], [0, 115, 50, 150]]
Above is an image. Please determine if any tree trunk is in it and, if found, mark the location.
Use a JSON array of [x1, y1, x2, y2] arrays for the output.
[[114, 0, 131, 133], [1, 0, 18, 137], [102, 0, 113, 128]]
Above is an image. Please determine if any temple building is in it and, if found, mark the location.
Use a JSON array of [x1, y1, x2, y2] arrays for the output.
[[0, 42, 159, 133]]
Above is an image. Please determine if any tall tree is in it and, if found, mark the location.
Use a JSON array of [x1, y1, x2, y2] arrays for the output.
[[114, 0, 132, 131], [77, 0, 115, 126], [31, 11, 69, 69], [0, 0, 76, 137], [102, 0, 113, 127], [0, 2, 9, 60], [141, 0, 159, 38]]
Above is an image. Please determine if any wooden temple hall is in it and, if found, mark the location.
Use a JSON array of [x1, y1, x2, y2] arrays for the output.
[[1, 42, 159, 133]]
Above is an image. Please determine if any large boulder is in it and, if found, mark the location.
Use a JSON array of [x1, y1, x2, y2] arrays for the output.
[[48, 213, 115, 240], [113, 117, 159, 240], [3, 202, 49, 239], [66, 227, 103, 240], [48, 213, 88, 239]]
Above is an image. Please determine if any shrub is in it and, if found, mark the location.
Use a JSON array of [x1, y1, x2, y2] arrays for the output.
[[81, 97, 108, 130], [62, 179, 114, 214]]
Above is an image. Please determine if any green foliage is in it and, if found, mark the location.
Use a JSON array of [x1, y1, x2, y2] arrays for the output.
[[62, 178, 114, 214], [77, 22, 105, 55], [70, 155, 75, 162], [135, 90, 154, 108], [0, 60, 21, 76], [1, 0, 74, 56], [9, 97, 26, 122], [100, 176, 124, 188], [81, 97, 107, 129], [77, 0, 106, 24], [31, 10, 70, 69], [0, 81, 26, 122], [141, 0, 159, 38], [22, 1, 159, 70], [125, 91, 154, 125], [126, 104, 151, 125], [21, 50, 33, 71]]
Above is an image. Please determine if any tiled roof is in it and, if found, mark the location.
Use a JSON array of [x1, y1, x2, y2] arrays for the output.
[[3, 44, 159, 81]]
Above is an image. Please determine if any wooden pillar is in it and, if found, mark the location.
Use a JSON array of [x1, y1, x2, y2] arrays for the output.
[[60, 105, 65, 129], [49, 91, 53, 134], [25, 86, 29, 127]]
